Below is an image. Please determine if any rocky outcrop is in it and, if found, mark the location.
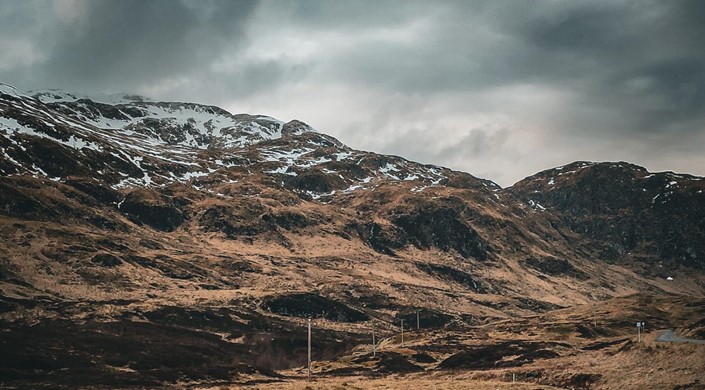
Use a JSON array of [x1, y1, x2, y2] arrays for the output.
[[438, 341, 562, 370], [416, 263, 487, 293], [261, 293, 370, 323], [65, 177, 122, 204], [0, 180, 49, 218], [284, 170, 347, 193], [119, 189, 184, 232], [90, 253, 122, 267], [389, 199, 490, 260], [522, 256, 587, 280], [281, 120, 314, 137], [199, 202, 269, 237], [346, 221, 406, 256], [509, 162, 705, 268]]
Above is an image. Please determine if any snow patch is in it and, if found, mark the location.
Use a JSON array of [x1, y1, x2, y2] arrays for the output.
[[528, 199, 546, 211], [265, 166, 297, 176], [333, 152, 352, 161]]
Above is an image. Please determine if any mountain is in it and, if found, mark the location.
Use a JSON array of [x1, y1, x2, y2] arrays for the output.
[[509, 161, 705, 269], [1, 83, 704, 388]]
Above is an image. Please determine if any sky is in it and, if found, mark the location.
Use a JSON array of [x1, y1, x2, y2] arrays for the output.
[[1, 0, 704, 187]]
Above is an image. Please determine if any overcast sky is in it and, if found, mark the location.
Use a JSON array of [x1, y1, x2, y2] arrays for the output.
[[2, 0, 705, 186]]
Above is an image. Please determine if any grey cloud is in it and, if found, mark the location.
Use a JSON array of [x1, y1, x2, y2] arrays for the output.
[[310, 1, 705, 135], [268, 0, 434, 31], [2, 0, 705, 184], [347, 115, 514, 183], [46, 0, 201, 86], [0, 1, 45, 36], [394, 126, 516, 185], [4, 0, 262, 96], [441, 128, 511, 158], [152, 58, 310, 105], [600, 58, 705, 133]]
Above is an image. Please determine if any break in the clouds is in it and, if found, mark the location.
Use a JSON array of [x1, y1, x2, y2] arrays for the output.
[[2, 0, 705, 186]]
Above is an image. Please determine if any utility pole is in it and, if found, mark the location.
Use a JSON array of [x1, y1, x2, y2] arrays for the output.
[[400, 319, 404, 347], [307, 318, 312, 381], [372, 322, 376, 358]]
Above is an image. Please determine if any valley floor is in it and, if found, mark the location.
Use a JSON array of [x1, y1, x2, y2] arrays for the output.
[[2, 293, 705, 389], [211, 376, 562, 389]]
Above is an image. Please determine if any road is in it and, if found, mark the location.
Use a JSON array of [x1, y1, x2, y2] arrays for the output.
[[655, 330, 705, 345]]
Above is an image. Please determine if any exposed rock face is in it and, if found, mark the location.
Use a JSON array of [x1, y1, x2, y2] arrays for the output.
[[65, 177, 122, 204], [261, 293, 370, 323], [416, 263, 486, 293], [90, 253, 122, 267], [281, 120, 315, 137], [284, 170, 347, 193], [199, 202, 270, 237], [119, 189, 184, 232], [438, 341, 563, 370], [260, 210, 314, 231], [0, 180, 47, 217], [347, 221, 406, 256], [390, 200, 489, 260], [374, 352, 425, 373], [508, 161, 705, 268], [522, 256, 587, 280]]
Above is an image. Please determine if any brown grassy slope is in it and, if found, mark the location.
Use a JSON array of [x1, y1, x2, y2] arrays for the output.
[[1, 173, 704, 389]]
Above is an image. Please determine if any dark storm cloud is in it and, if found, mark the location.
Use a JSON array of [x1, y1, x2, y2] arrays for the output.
[[47, 0, 202, 85], [516, 1, 705, 135], [319, 1, 705, 135], [1, 0, 705, 184], [4, 0, 264, 95]]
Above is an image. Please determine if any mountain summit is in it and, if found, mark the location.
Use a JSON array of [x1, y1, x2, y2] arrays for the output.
[[1, 85, 704, 388]]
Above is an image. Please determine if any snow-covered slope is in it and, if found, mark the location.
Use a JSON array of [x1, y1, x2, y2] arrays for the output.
[[1, 84, 497, 196], [31, 88, 303, 149]]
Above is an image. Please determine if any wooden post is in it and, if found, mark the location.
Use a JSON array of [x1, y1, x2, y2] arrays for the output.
[[372, 322, 376, 357], [307, 318, 312, 381], [416, 310, 420, 330], [400, 319, 404, 347]]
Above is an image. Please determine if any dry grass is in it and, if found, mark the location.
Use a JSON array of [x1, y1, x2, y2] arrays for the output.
[[2, 176, 705, 389], [203, 375, 561, 390]]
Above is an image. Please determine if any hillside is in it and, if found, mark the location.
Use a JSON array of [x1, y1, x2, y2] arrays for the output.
[[1, 83, 704, 389]]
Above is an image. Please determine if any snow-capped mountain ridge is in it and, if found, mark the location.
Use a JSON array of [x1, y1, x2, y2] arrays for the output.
[[32, 89, 305, 149], [31, 89, 153, 105], [2, 84, 705, 287], [1, 86, 494, 195]]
